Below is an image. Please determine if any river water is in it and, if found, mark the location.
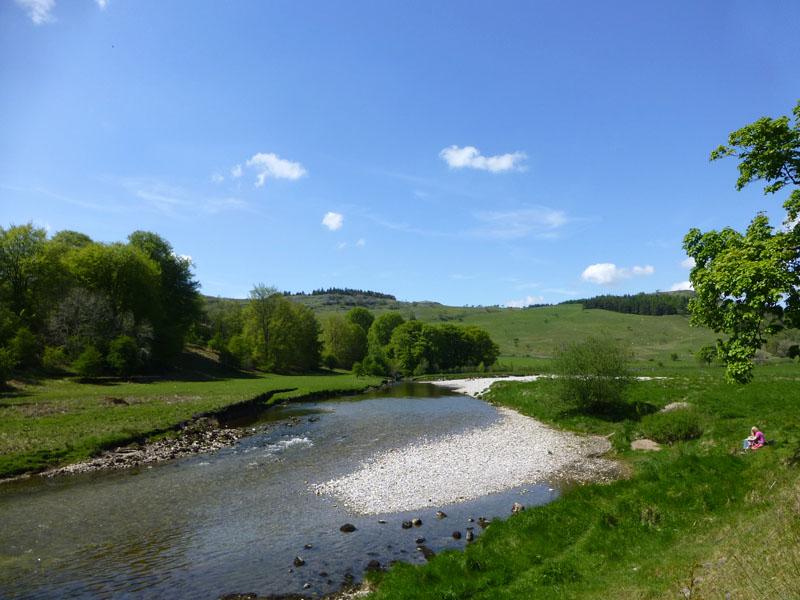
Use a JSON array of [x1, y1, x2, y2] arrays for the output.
[[0, 383, 562, 599]]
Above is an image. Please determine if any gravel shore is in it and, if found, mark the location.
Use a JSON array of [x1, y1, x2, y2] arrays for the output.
[[313, 377, 624, 515]]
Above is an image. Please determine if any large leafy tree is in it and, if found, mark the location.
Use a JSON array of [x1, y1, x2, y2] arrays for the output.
[[684, 100, 800, 383]]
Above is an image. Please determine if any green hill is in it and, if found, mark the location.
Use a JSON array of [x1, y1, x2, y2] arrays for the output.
[[203, 292, 720, 363]]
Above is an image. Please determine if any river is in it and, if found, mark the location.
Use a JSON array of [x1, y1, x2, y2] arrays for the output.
[[0, 382, 562, 599]]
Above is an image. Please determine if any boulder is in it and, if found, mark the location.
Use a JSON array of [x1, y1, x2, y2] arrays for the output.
[[631, 439, 662, 451], [512, 502, 525, 515], [365, 559, 381, 572], [466, 531, 475, 542], [293, 556, 305, 567], [411, 518, 422, 527], [452, 531, 462, 540], [436, 511, 447, 519], [340, 523, 356, 533], [660, 402, 692, 413]]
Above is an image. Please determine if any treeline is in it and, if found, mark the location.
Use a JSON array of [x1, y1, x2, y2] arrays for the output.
[[561, 293, 691, 316], [0, 223, 200, 381], [304, 288, 396, 300], [200, 301, 499, 377]]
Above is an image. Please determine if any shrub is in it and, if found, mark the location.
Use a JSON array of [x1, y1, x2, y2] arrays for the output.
[[0, 346, 15, 385], [107, 335, 139, 377], [73, 345, 104, 378], [552, 335, 633, 415], [10, 327, 40, 368], [322, 353, 339, 370], [638, 408, 704, 444], [42, 345, 69, 372]]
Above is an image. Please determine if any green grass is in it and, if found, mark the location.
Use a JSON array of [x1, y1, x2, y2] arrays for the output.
[[0, 348, 383, 479], [367, 363, 800, 599]]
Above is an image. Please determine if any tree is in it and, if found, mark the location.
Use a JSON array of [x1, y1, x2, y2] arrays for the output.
[[107, 335, 140, 377], [346, 307, 375, 333], [684, 100, 800, 383], [695, 344, 717, 366], [552, 336, 633, 415], [323, 315, 367, 369], [0, 223, 49, 321]]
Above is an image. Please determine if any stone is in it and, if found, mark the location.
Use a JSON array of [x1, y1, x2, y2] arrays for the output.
[[303, 583, 310, 589], [436, 511, 447, 519], [294, 556, 305, 567], [378, 519, 387, 524], [411, 518, 422, 527], [477, 517, 490, 529], [340, 523, 356, 533], [415, 537, 425, 544], [631, 439, 661, 452], [660, 402, 692, 413], [466, 531, 475, 541], [417, 545, 436, 560], [401, 521, 413, 529], [365, 559, 381, 572], [512, 502, 525, 514], [304, 544, 313, 549], [452, 531, 462, 540]]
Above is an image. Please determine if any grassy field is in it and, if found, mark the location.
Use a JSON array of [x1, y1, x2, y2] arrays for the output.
[[0, 348, 383, 479], [367, 363, 800, 599], [288, 296, 721, 363]]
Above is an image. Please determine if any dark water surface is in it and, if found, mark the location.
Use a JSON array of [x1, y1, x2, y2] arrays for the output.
[[0, 383, 561, 599]]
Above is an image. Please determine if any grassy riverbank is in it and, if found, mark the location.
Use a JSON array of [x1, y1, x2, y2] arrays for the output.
[[0, 349, 383, 479], [368, 365, 800, 599]]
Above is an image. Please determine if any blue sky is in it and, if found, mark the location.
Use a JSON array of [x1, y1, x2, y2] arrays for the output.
[[2, 1, 798, 307]]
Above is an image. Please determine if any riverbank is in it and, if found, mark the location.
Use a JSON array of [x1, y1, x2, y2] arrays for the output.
[[314, 377, 625, 514], [0, 367, 384, 481], [365, 366, 800, 600]]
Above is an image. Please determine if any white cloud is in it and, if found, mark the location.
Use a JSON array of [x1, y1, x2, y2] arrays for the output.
[[210, 173, 224, 184], [96, 0, 108, 8], [681, 257, 696, 269], [337, 242, 347, 249], [581, 263, 655, 285], [439, 145, 527, 173], [322, 212, 343, 231], [231, 164, 242, 178], [506, 295, 546, 308], [356, 238, 366, 246], [470, 207, 568, 239], [669, 280, 693, 291], [16, 0, 56, 24], [246, 152, 307, 185]]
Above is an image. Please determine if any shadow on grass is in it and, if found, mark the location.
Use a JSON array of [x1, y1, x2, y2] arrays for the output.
[[564, 399, 661, 422]]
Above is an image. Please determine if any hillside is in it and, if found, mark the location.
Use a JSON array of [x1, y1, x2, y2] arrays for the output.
[[202, 292, 720, 362]]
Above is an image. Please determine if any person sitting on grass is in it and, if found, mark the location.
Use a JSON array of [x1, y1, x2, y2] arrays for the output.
[[743, 426, 765, 451]]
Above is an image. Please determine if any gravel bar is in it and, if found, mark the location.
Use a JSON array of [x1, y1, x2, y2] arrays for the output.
[[313, 377, 623, 515]]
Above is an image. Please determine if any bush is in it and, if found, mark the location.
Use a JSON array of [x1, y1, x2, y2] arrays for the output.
[[322, 353, 339, 370], [73, 345, 104, 378], [10, 327, 40, 368], [638, 408, 704, 444], [107, 335, 139, 377], [552, 336, 633, 415], [42, 345, 69, 372], [0, 346, 15, 385]]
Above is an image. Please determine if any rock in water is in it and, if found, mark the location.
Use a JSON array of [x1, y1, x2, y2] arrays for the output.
[[436, 511, 447, 519], [466, 531, 475, 541], [340, 523, 356, 533], [512, 502, 525, 514], [401, 521, 413, 529], [452, 531, 462, 540], [365, 559, 381, 572], [294, 556, 305, 567], [411, 518, 422, 527]]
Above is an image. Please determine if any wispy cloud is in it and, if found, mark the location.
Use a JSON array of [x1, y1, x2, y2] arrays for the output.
[[356, 238, 366, 246], [96, 0, 108, 8], [506, 295, 545, 308], [581, 263, 655, 285], [124, 178, 248, 215], [15, 0, 56, 24], [246, 152, 307, 185], [469, 207, 568, 240], [322, 212, 343, 231], [440, 145, 527, 173], [681, 257, 695, 269], [231, 164, 242, 178]]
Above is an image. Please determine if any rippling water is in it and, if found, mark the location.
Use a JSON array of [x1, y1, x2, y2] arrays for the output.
[[0, 383, 561, 599]]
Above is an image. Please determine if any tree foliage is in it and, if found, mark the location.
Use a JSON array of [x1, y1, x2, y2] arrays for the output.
[[684, 100, 800, 383], [0, 224, 201, 378], [581, 292, 690, 316]]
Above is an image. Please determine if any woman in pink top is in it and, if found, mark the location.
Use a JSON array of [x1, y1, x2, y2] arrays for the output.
[[744, 426, 765, 450]]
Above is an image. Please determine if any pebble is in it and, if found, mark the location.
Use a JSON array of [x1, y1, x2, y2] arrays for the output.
[[312, 399, 622, 514]]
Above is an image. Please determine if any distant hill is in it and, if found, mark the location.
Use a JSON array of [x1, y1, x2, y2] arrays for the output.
[[201, 289, 717, 363]]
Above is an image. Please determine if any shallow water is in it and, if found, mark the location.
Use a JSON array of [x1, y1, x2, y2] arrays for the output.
[[0, 383, 561, 599]]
